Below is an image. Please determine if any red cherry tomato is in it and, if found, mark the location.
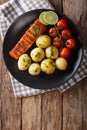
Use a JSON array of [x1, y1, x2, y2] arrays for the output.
[[66, 38, 76, 49], [57, 19, 68, 30], [60, 47, 70, 58], [61, 29, 72, 40], [53, 37, 62, 48], [49, 27, 58, 38]]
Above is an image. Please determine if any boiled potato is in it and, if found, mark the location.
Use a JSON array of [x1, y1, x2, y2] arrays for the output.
[[45, 45, 59, 59], [55, 57, 68, 70], [36, 35, 51, 48], [18, 54, 31, 70], [28, 63, 41, 75], [41, 59, 55, 74], [30, 47, 45, 62]]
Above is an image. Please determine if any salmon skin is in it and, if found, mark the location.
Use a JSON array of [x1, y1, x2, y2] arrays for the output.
[[9, 19, 46, 60]]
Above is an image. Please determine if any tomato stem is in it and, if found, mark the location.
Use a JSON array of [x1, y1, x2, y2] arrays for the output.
[[54, 25, 67, 52]]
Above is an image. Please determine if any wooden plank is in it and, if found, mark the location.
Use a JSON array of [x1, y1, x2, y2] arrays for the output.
[[79, 0, 87, 48], [0, 34, 22, 130], [41, 90, 62, 130], [82, 79, 87, 130], [1, 57, 22, 130], [0, 35, 2, 130], [0, 97, 1, 130], [81, 0, 87, 129], [48, 0, 63, 12], [0, 0, 8, 5], [22, 95, 41, 130], [63, 85, 82, 130], [62, 0, 83, 24], [63, 0, 87, 130]]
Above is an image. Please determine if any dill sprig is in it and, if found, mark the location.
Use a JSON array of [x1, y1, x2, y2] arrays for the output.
[[32, 26, 41, 35]]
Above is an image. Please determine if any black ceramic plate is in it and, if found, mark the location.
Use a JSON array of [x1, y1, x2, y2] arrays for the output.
[[3, 9, 83, 89]]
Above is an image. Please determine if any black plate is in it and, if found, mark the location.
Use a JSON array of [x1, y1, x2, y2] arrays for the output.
[[3, 9, 83, 89]]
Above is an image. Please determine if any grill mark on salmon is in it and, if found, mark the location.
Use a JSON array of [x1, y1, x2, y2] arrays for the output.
[[9, 19, 46, 60]]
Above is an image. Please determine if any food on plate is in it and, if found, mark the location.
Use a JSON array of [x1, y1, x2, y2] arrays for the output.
[[66, 38, 76, 49], [55, 57, 68, 70], [45, 45, 59, 59], [30, 47, 45, 62], [49, 27, 58, 38], [9, 19, 46, 60], [44, 11, 59, 25], [36, 35, 51, 48], [9, 10, 77, 76], [18, 54, 31, 70], [61, 29, 72, 40], [39, 11, 48, 25], [60, 47, 70, 59], [57, 19, 68, 30], [53, 36, 62, 48], [41, 59, 56, 74], [39, 11, 59, 25], [28, 63, 41, 75]]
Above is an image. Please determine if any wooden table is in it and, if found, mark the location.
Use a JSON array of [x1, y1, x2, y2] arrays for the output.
[[0, 0, 87, 130]]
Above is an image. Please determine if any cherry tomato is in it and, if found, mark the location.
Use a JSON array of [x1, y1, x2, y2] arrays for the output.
[[53, 37, 62, 48], [49, 27, 58, 38], [61, 29, 72, 40], [57, 19, 68, 30], [60, 47, 70, 58], [66, 38, 76, 49]]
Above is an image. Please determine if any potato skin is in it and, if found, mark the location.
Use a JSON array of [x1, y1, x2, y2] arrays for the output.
[[45, 45, 59, 59], [30, 47, 45, 62], [28, 63, 41, 75], [36, 35, 51, 48], [41, 59, 55, 74], [55, 57, 68, 70], [18, 54, 31, 70]]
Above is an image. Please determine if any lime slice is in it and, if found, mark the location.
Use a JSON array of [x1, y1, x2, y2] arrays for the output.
[[39, 11, 48, 25], [44, 11, 59, 25]]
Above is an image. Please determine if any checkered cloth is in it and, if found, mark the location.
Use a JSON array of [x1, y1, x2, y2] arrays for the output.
[[0, 0, 87, 97]]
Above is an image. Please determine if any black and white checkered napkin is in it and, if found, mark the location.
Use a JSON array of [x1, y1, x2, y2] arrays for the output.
[[0, 0, 87, 97]]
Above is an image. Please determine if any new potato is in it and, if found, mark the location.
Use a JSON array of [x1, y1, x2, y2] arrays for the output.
[[45, 45, 59, 59], [30, 47, 45, 62], [36, 35, 51, 48], [41, 59, 55, 74], [55, 57, 68, 70], [18, 54, 31, 70], [28, 63, 41, 75]]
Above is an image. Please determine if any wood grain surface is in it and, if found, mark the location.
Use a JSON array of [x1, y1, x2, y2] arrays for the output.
[[0, 0, 87, 130]]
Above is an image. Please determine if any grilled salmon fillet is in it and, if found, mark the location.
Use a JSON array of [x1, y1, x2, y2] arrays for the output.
[[9, 19, 46, 60]]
